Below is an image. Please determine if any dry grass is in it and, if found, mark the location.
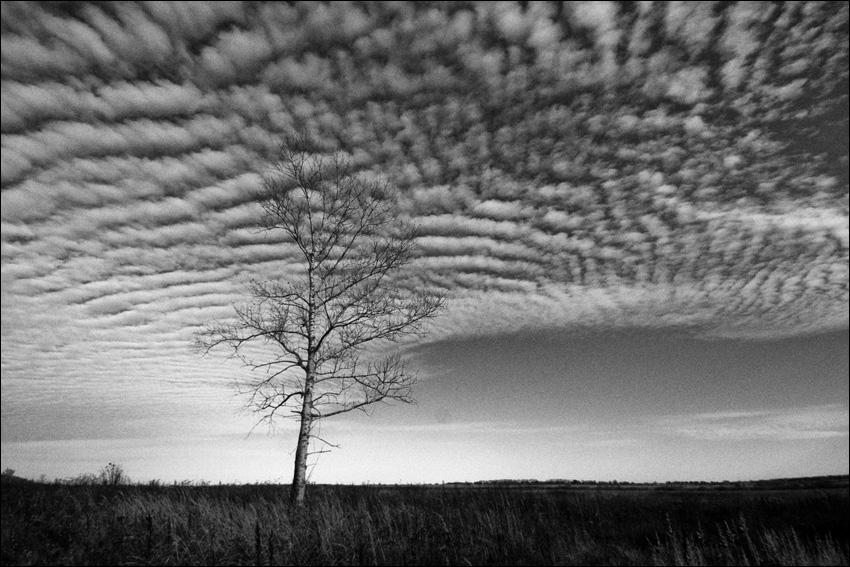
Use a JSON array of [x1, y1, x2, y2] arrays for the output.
[[2, 480, 847, 565]]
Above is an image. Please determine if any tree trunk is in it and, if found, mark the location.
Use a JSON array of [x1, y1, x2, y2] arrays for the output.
[[292, 262, 316, 508], [290, 371, 314, 507]]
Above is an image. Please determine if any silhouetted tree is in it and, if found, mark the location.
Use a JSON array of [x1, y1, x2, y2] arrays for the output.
[[195, 135, 444, 506]]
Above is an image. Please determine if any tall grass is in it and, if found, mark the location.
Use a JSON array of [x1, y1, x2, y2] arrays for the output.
[[649, 512, 848, 566], [2, 482, 847, 565]]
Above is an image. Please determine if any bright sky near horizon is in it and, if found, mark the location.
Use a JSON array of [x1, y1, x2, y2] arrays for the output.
[[1, 1, 848, 485]]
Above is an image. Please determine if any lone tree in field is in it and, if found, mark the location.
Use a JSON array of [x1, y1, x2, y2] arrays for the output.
[[195, 136, 444, 506]]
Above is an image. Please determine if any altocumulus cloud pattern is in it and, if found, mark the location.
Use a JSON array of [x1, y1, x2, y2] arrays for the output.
[[2, 2, 848, 414]]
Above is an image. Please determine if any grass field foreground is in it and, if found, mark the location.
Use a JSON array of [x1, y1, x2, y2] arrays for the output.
[[1, 477, 847, 566]]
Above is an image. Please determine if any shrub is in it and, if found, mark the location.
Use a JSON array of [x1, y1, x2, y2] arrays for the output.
[[100, 462, 129, 486]]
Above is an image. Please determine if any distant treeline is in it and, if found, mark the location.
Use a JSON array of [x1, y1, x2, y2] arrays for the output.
[[3, 465, 847, 492], [462, 475, 850, 490]]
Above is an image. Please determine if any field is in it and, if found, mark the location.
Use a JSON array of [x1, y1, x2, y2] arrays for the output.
[[1, 475, 847, 566]]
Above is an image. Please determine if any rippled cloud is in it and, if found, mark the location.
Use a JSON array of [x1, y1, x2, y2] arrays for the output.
[[2, 2, 848, 428]]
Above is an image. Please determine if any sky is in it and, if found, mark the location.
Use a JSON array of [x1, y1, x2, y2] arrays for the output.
[[1, 1, 848, 485]]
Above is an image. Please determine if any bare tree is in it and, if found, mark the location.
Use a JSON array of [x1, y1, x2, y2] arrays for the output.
[[195, 136, 444, 506]]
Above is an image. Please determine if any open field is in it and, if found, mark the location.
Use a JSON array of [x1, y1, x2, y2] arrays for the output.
[[2, 476, 847, 566]]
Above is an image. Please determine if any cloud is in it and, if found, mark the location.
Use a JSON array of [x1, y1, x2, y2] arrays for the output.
[[656, 405, 849, 441], [1, 2, 847, 436]]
